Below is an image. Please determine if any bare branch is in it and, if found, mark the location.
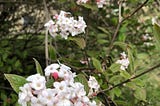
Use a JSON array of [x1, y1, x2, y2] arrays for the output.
[[99, 62, 160, 93], [108, 0, 149, 53], [43, 0, 50, 66]]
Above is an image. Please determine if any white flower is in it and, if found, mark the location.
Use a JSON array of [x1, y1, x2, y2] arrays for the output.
[[30, 96, 44, 106], [56, 98, 73, 106], [18, 63, 100, 106], [96, 0, 106, 8], [60, 63, 71, 71], [89, 100, 97, 106], [120, 52, 127, 59], [26, 74, 45, 83], [88, 76, 100, 92], [18, 84, 33, 106], [116, 59, 130, 70], [76, 0, 89, 5], [44, 20, 58, 37], [38, 89, 57, 105], [152, 17, 157, 25], [72, 82, 86, 97], [44, 20, 54, 27], [53, 81, 68, 95], [116, 52, 130, 70], [44, 11, 87, 39], [144, 42, 154, 47], [26, 74, 46, 91], [44, 63, 60, 76]]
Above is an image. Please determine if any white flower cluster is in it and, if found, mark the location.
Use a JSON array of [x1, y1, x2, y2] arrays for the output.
[[141, 34, 153, 47], [18, 63, 100, 106], [96, 0, 107, 8], [76, 0, 89, 4], [141, 34, 152, 41], [44, 11, 87, 39], [116, 52, 130, 71], [76, 0, 106, 8]]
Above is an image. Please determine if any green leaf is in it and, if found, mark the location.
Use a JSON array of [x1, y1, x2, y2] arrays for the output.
[[134, 88, 146, 101], [33, 58, 43, 75], [97, 27, 110, 35], [113, 41, 128, 50], [109, 63, 121, 73], [115, 100, 128, 106], [46, 78, 54, 88], [118, 33, 126, 42], [87, 51, 100, 58], [127, 47, 134, 73], [15, 60, 21, 68], [112, 87, 122, 97], [92, 57, 103, 72], [74, 74, 89, 94], [153, 23, 160, 50], [69, 37, 86, 49], [81, 4, 98, 11], [48, 45, 57, 60], [120, 70, 131, 79], [133, 79, 145, 87], [109, 75, 122, 84], [0, 91, 7, 101], [4, 74, 27, 93], [126, 82, 137, 90]]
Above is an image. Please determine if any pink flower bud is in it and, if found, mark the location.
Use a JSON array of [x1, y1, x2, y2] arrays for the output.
[[92, 92, 97, 96], [52, 72, 59, 80], [96, 0, 100, 2]]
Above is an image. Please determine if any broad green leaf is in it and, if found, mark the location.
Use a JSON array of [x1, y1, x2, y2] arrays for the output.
[[87, 51, 100, 58], [92, 57, 103, 72], [74, 74, 89, 94], [46, 78, 54, 88], [4, 74, 27, 93], [133, 79, 145, 87], [120, 70, 131, 79], [126, 82, 137, 90], [113, 41, 128, 50], [97, 33, 108, 39], [118, 33, 126, 42], [115, 100, 128, 106], [137, 53, 149, 60], [48, 45, 57, 60], [81, 4, 98, 11], [109, 63, 121, 73], [127, 48, 134, 73], [112, 87, 122, 97], [153, 23, 160, 50], [69, 37, 86, 49], [33, 58, 43, 75], [97, 27, 110, 35], [134, 88, 146, 101], [97, 39, 108, 44], [109, 75, 122, 84], [15, 60, 21, 68]]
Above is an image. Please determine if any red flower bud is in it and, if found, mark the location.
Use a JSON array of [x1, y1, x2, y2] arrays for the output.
[[51, 72, 59, 80]]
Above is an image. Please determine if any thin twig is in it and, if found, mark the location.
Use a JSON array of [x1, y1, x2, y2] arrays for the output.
[[122, 0, 149, 23], [45, 29, 49, 66], [108, 0, 149, 52], [43, 0, 50, 66], [99, 62, 160, 93]]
